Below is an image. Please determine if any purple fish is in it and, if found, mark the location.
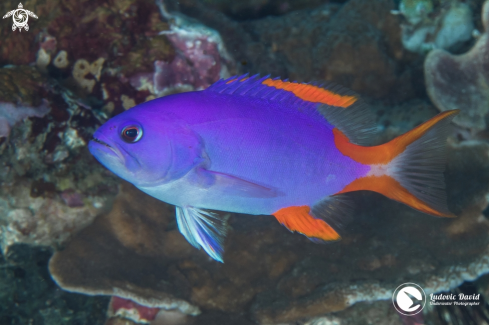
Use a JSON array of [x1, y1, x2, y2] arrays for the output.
[[89, 75, 458, 262]]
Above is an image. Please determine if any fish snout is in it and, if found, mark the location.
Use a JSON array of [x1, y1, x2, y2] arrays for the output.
[[88, 134, 124, 163]]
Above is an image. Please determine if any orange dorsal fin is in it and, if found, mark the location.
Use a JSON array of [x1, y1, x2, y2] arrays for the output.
[[272, 206, 340, 241], [207, 74, 377, 145], [261, 78, 358, 108]]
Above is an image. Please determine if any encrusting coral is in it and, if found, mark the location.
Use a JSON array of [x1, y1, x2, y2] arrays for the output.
[[163, 0, 422, 101], [425, 0, 489, 132], [53, 50, 69, 69], [49, 182, 201, 317], [129, 1, 233, 97], [72, 58, 105, 93], [0, 64, 119, 255], [0, 100, 50, 138], [394, 0, 474, 53]]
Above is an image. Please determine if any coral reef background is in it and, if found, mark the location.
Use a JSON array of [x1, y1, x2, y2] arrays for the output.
[[2, 0, 489, 324]]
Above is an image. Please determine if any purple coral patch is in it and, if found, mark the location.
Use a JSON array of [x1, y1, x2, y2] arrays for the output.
[[164, 32, 223, 89], [0, 118, 11, 138], [0, 99, 50, 138], [60, 189, 84, 208], [130, 20, 231, 95]]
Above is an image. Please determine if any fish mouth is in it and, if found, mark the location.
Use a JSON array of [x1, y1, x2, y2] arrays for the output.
[[89, 136, 124, 162], [91, 137, 111, 148]]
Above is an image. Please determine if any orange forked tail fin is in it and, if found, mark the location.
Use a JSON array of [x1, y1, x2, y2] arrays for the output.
[[333, 110, 459, 218]]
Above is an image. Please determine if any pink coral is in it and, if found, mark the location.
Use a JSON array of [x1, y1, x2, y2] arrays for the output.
[[163, 32, 223, 88], [108, 296, 160, 323], [130, 34, 227, 95], [38, 31, 57, 54], [130, 5, 232, 96]]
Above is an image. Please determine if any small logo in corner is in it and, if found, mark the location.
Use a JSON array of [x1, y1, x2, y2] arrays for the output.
[[392, 283, 426, 316], [3, 3, 38, 32]]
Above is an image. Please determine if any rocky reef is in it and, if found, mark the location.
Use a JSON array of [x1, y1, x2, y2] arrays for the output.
[[0, 0, 234, 254], [393, 0, 474, 54], [2, 0, 489, 324], [0, 64, 119, 255], [48, 135, 489, 324], [425, 0, 489, 133], [168, 0, 413, 101], [0, 244, 108, 325]]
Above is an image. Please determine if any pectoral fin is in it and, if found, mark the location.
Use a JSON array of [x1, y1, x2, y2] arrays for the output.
[[175, 206, 228, 262], [193, 168, 279, 198]]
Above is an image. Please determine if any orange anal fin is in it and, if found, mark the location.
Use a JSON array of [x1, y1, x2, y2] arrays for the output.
[[272, 206, 340, 241], [336, 175, 455, 218]]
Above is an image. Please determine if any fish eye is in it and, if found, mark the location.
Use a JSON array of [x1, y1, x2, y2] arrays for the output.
[[121, 125, 143, 143]]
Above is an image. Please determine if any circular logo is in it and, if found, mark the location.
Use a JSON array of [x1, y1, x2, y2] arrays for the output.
[[13, 10, 28, 27], [392, 283, 426, 316]]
